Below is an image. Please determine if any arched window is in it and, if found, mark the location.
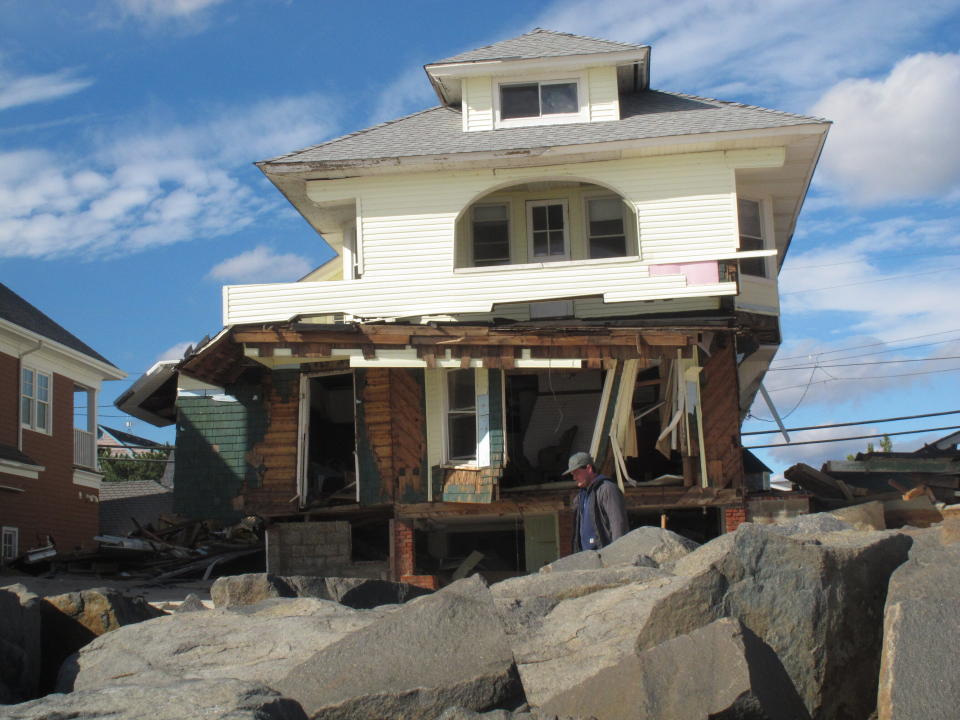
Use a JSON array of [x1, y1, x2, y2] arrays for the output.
[[455, 181, 637, 269]]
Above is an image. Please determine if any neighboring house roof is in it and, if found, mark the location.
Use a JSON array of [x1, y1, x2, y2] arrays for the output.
[[262, 91, 824, 167], [99, 480, 174, 537], [98, 425, 166, 451], [0, 282, 116, 368], [431, 28, 647, 64]]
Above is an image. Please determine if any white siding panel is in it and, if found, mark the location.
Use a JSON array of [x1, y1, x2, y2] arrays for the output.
[[464, 77, 494, 132], [225, 153, 751, 323], [587, 67, 619, 122]]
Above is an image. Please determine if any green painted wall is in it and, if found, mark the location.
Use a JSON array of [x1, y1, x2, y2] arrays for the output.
[[173, 381, 268, 523]]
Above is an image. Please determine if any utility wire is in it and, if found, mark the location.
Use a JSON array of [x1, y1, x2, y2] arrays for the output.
[[768, 355, 960, 371], [745, 424, 960, 449], [773, 329, 960, 362], [743, 409, 960, 436], [765, 365, 960, 393], [780, 265, 960, 296]]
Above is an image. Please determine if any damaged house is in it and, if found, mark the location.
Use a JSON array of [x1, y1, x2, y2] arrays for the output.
[[118, 29, 829, 584]]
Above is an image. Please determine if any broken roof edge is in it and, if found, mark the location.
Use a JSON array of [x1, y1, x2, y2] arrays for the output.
[[114, 360, 179, 428]]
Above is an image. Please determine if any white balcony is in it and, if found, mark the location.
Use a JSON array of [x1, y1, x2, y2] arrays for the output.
[[74, 428, 96, 470]]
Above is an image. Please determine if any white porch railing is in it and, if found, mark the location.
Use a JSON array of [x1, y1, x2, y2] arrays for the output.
[[74, 428, 96, 470]]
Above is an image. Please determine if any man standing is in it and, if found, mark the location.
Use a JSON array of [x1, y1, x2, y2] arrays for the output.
[[565, 451, 629, 552]]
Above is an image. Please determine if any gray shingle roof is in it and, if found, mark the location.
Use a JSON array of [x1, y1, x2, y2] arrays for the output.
[[261, 91, 825, 167], [0, 283, 116, 367], [431, 28, 647, 65]]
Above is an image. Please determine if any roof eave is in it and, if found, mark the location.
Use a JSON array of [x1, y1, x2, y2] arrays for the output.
[[424, 47, 651, 106], [258, 121, 831, 178]]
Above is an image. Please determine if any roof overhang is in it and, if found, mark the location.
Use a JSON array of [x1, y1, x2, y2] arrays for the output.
[[114, 361, 178, 427], [424, 47, 651, 106], [0, 318, 125, 381]]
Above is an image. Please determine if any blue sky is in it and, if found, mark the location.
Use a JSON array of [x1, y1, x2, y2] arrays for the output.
[[2, 0, 959, 475]]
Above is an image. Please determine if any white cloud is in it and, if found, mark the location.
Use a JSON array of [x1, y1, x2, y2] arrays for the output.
[[370, 66, 437, 125], [534, 0, 959, 109], [779, 217, 960, 337], [111, 0, 227, 20], [207, 245, 314, 283], [155, 341, 192, 363], [0, 94, 338, 260], [0, 68, 93, 111], [811, 53, 960, 204]]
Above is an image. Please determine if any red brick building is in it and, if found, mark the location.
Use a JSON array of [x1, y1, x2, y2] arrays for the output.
[[0, 284, 124, 560]]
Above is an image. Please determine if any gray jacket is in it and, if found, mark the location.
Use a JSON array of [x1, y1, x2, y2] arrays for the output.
[[572, 475, 629, 552]]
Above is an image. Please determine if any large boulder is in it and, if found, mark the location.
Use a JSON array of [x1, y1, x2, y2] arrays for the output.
[[675, 523, 911, 720], [877, 541, 960, 719], [4, 678, 306, 719], [0, 584, 42, 703], [491, 566, 668, 637], [598, 525, 700, 568], [511, 568, 727, 707], [59, 597, 391, 692], [211, 573, 431, 609], [538, 549, 603, 573], [274, 575, 522, 719], [41, 587, 165, 694], [830, 501, 886, 531], [540, 618, 810, 720]]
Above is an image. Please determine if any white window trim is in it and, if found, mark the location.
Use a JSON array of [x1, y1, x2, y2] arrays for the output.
[[470, 201, 512, 267], [21, 367, 52, 435], [493, 72, 588, 129], [526, 199, 570, 263], [583, 193, 632, 260], [737, 195, 773, 280], [1, 526, 18, 563], [442, 368, 479, 466]]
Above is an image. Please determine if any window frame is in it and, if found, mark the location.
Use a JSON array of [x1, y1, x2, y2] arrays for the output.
[[494, 74, 588, 129], [1, 527, 18, 564], [526, 199, 570, 262], [443, 368, 479, 465], [584, 194, 630, 260], [21, 367, 51, 434], [470, 201, 512, 267], [737, 197, 770, 279]]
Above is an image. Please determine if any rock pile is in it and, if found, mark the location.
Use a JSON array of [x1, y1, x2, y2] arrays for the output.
[[4, 511, 958, 719]]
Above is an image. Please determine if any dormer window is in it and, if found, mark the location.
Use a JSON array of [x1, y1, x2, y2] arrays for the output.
[[494, 75, 588, 128], [501, 81, 578, 119]]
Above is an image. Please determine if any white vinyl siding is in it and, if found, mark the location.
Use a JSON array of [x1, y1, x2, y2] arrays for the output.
[[463, 76, 494, 132], [587, 66, 619, 122], [227, 150, 783, 324]]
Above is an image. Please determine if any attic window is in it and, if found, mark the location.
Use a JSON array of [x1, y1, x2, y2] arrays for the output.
[[501, 81, 578, 119]]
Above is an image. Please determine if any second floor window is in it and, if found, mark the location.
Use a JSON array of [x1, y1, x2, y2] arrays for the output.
[[587, 197, 627, 258], [472, 204, 511, 266], [738, 199, 768, 278], [21, 368, 50, 433], [501, 81, 578, 120], [528, 200, 568, 260]]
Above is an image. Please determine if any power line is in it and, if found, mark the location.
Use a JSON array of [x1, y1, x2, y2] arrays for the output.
[[743, 409, 960, 436], [773, 329, 960, 362], [745, 424, 960, 449], [767, 355, 960, 371], [765, 365, 960, 393], [780, 265, 960, 296]]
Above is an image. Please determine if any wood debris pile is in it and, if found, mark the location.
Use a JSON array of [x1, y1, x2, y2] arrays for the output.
[[784, 451, 960, 528], [11, 514, 264, 582]]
